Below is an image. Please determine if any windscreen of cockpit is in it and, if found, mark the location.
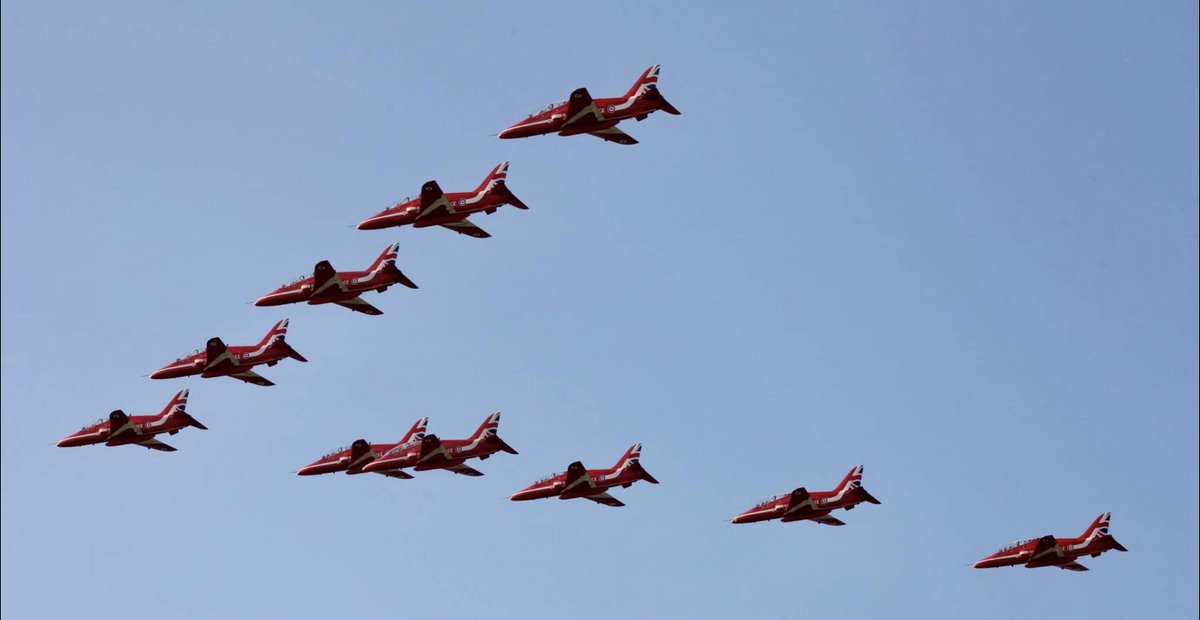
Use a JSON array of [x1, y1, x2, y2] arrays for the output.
[[529, 102, 563, 117], [175, 348, 202, 361]]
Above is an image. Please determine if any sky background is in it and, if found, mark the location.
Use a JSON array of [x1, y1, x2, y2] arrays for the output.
[[2, 2, 1197, 618]]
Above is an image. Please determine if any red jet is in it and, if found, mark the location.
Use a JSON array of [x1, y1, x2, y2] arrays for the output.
[[356, 163, 528, 239], [360, 412, 518, 478], [973, 512, 1127, 572], [56, 389, 207, 452], [296, 417, 429, 479], [497, 65, 680, 145], [150, 319, 306, 387], [509, 443, 659, 507], [730, 465, 881, 526], [254, 243, 417, 316]]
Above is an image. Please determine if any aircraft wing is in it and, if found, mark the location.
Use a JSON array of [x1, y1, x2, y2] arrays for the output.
[[439, 218, 491, 239], [203, 337, 238, 374], [229, 369, 275, 387], [583, 492, 626, 507], [333, 297, 384, 316], [311, 260, 348, 297], [105, 410, 140, 444], [417, 180, 454, 220], [445, 463, 485, 477], [1060, 561, 1089, 572], [563, 87, 603, 128], [136, 437, 177, 452], [811, 514, 846, 527], [1029, 535, 1060, 562], [375, 470, 414, 480], [586, 126, 638, 145]]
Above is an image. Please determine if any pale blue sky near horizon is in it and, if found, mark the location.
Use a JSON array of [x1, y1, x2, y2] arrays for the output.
[[2, 2, 1197, 619]]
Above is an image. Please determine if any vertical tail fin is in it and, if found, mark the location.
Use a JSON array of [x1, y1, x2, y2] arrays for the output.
[[368, 242, 400, 272], [624, 65, 661, 98], [159, 389, 189, 417], [469, 412, 502, 441], [614, 443, 643, 470], [400, 417, 429, 445], [161, 389, 206, 429], [1082, 512, 1112, 541], [262, 319, 307, 362], [835, 465, 865, 494], [259, 319, 290, 346], [474, 162, 509, 194]]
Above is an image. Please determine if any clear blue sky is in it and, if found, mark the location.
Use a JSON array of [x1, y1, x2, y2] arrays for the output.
[[2, 2, 1197, 618]]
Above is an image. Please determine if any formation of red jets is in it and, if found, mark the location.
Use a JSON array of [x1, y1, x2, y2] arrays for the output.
[[57, 65, 1125, 572]]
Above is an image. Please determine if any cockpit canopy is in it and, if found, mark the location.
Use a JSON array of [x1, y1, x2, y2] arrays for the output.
[[175, 348, 202, 361], [280, 274, 310, 287], [388, 197, 416, 211], [533, 472, 563, 484], [321, 446, 350, 459], [80, 417, 106, 430], [996, 539, 1034, 552], [754, 494, 787, 508], [529, 101, 564, 117]]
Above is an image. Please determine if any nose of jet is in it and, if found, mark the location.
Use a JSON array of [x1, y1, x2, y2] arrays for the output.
[[509, 487, 542, 501], [730, 513, 753, 525], [356, 216, 384, 231], [497, 121, 538, 140], [297, 461, 333, 476], [359, 459, 389, 474], [972, 555, 1003, 569], [150, 364, 183, 380], [56, 433, 87, 448], [254, 290, 285, 307]]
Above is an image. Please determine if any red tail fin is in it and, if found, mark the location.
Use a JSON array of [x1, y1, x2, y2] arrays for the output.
[[399, 417, 429, 445], [368, 242, 400, 271], [157, 389, 189, 417], [469, 412, 502, 441], [613, 443, 643, 470], [834, 465, 865, 494], [1081, 512, 1112, 540], [474, 162, 510, 194], [624, 65, 660, 98], [258, 319, 290, 347]]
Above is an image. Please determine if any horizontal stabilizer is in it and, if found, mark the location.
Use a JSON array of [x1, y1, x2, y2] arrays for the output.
[[495, 437, 519, 455]]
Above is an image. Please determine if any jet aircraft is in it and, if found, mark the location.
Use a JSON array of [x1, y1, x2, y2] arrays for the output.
[[150, 319, 306, 386], [498, 65, 680, 145], [973, 512, 1127, 572], [357, 162, 528, 238], [296, 417, 429, 479], [510, 443, 658, 507], [254, 243, 417, 316], [731, 465, 881, 526], [361, 412, 517, 477], [57, 389, 206, 452]]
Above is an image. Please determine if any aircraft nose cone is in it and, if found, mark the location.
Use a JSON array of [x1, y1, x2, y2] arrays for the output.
[[510, 489, 536, 501], [360, 460, 385, 473]]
